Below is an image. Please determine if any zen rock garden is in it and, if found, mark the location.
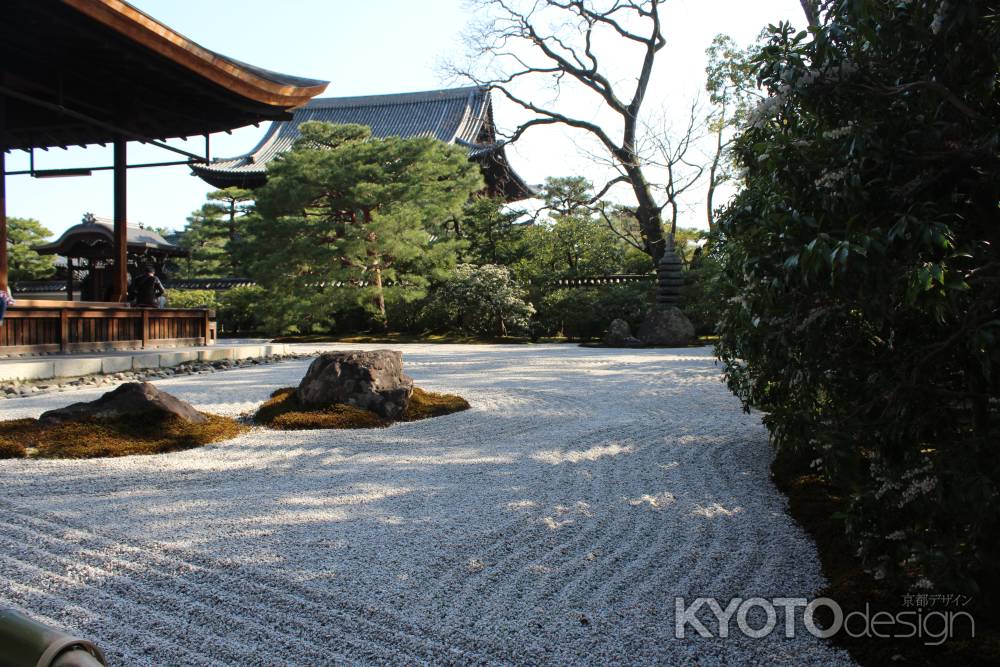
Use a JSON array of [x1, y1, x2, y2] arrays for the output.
[[0, 349, 469, 460]]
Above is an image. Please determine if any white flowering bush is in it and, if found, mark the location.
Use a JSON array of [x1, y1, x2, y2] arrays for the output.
[[716, 1, 999, 594], [421, 264, 535, 337]]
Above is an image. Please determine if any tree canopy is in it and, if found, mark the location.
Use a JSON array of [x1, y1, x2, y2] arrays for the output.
[[6, 217, 55, 282], [242, 122, 482, 332], [175, 188, 254, 278]]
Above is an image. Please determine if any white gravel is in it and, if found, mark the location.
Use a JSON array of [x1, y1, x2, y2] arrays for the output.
[[0, 344, 855, 666]]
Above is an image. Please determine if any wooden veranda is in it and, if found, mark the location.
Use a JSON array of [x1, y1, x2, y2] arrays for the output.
[[0, 0, 327, 355], [2, 300, 215, 354]]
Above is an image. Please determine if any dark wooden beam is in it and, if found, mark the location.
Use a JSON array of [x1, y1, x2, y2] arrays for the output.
[[112, 134, 127, 302], [0, 94, 7, 293]]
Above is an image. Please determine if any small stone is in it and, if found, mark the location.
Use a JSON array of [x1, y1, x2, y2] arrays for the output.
[[603, 319, 642, 347]]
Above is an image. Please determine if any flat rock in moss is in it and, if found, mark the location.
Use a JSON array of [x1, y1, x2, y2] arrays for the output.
[[38, 382, 208, 426]]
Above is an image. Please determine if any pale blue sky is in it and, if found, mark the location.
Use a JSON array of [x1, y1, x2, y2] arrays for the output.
[[5, 0, 806, 238]]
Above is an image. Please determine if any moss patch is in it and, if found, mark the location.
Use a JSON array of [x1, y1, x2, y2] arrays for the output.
[[403, 387, 471, 421], [0, 413, 246, 460], [254, 386, 470, 430], [772, 449, 999, 666], [0, 421, 32, 459]]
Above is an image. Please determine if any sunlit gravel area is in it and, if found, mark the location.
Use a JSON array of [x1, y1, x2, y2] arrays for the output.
[[0, 344, 854, 666]]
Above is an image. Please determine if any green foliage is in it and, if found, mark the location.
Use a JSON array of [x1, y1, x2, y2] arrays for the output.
[[7, 217, 55, 281], [716, 0, 1000, 594], [174, 204, 230, 278], [175, 188, 253, 278], [163, 288, 269, 337], [458, 196, 528, 266], [421, 264, 535, 337], [383, 287, 428, 333], [680, 238, 726, 336], [705, 34, 763, 228], [513, 178, 642, 292], [538, 285, 650, 340], [244, 122, 482, 331], [217, 285, 267, 335], [164, 289, 217, 309]]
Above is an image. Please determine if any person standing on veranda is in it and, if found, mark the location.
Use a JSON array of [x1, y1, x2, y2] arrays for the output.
[[130, 266, 165, 308]]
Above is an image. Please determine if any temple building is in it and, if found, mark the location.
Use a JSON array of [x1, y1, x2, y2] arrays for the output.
[[1, 0, 328, 353], [192, 86, 535, 202], [32, 215, 188, 302], [1, 0, 329, 304]]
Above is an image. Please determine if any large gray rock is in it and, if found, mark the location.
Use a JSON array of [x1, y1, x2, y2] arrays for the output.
[[38, 382, 208, 425], [297, 350, 413, 419], [604, 318, 642, 347], [637, 305, 695, 346]]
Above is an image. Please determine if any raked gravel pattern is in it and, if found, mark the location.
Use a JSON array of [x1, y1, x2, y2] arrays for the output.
[[0, 344, 855, 666]]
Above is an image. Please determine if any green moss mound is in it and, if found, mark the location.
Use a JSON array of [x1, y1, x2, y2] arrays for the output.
[[254, 386, 470, 430], [0, 421, 32, 459], [0, 413, 246, 459]]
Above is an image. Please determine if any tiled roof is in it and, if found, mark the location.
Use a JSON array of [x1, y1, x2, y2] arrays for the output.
[[192, 86, 534, 201], [33, 217, 187, 258]]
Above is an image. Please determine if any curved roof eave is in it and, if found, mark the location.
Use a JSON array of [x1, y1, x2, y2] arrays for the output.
[[62, 0, 329, 108]]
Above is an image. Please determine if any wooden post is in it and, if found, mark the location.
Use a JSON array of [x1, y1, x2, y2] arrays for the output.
[[59, 308, 69, 353], [141, 308, 149, 349], [66, 257, 74, 301], [0, 94, 8, 294], [112, 135, 128, 302], [202, 309, 210, 346]]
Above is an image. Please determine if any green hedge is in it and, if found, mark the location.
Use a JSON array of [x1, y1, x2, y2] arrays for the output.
[[716, 1, 999, 594]]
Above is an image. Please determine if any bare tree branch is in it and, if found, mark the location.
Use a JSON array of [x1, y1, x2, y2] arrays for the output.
[[450, 0, 671, 265]]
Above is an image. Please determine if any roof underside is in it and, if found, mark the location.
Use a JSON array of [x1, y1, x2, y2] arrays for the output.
[[192, 86, 535, 202], [0, 0, 328, 151]]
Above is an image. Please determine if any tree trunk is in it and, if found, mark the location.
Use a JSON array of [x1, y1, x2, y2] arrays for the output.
[[707, 123, 724, 232], [799, 0, 820, 27], [373, 264, 387, 325], [228, 200, 238, 275], [626, 164, 666, 266]]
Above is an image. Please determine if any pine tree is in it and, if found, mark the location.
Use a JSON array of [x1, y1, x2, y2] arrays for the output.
[[457, 196, 527, 266], [175, 203, 230, 278], [245, 122, 482, 332], [207, 187, 253, 275], [176, 187, 253, 278], [7, 217, 55, 281]]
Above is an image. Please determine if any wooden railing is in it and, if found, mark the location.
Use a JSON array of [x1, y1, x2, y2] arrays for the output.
[[1, 299, 215, 355]]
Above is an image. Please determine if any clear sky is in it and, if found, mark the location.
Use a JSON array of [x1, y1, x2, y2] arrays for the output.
[[5, 0, 807, 239]]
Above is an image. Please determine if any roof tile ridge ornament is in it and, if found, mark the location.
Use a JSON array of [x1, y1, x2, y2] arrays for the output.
[[60, 0, 328, 108]]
